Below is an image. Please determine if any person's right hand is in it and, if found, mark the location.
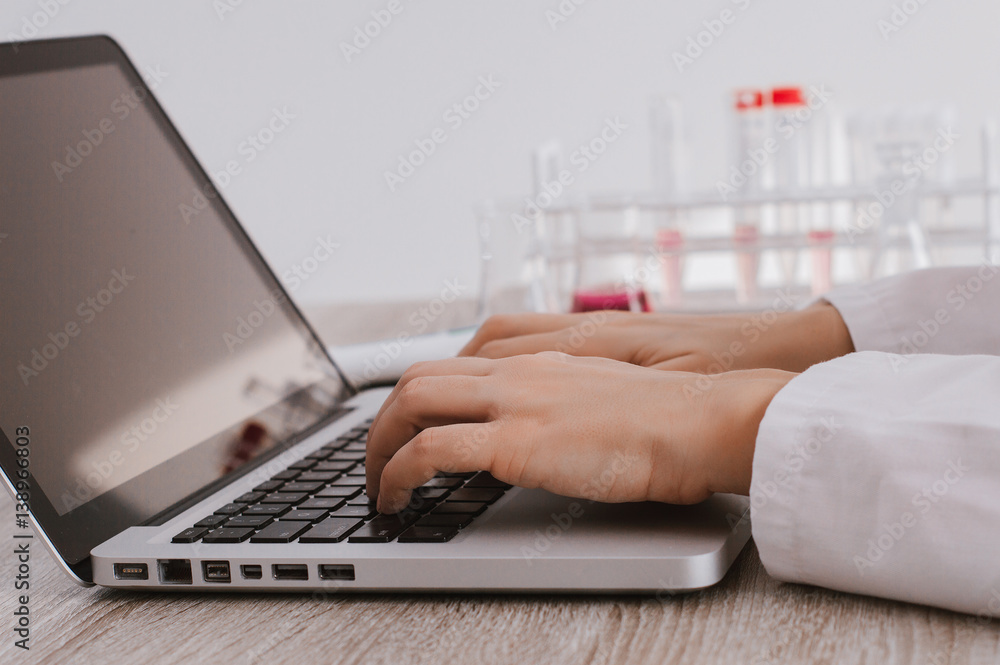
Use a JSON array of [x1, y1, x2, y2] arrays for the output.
[[460, 301, 854, 374]]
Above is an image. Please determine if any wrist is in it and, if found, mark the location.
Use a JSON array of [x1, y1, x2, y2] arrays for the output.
[[707, 369, 797, 496], [772, 302, 854, 372]]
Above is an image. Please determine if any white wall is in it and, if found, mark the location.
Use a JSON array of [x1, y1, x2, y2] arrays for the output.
[[5, 0, 999, 305]]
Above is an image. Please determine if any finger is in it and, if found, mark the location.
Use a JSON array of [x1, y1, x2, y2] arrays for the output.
[[377, 423, 497, 513], [459, 313, 584, 356], [367, 357, 494, 449], [476, 328, 627, 361], [651, 355, 706, 373], [366, 374, 494, 499]]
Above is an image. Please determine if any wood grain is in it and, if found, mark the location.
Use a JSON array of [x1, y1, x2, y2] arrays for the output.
[[2, 302, 998, 665]]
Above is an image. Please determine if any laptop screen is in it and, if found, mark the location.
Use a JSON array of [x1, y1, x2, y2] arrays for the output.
[[0, 37, 351, 570]]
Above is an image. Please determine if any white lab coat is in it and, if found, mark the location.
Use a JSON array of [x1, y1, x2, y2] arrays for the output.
[[751, 264, 1000, 618]]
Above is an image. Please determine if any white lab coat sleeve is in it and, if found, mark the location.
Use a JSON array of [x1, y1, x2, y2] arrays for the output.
[[820, 264, 1000, 355], [750, 351, 1000, 617]]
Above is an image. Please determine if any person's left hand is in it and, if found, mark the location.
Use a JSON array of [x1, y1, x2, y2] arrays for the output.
[[366, 352, 795, 514]]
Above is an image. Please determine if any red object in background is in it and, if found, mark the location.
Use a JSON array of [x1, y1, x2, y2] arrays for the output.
[[571, 287, 651, 313], [734, 89, 764, 111], [771, 86, 805, 107]]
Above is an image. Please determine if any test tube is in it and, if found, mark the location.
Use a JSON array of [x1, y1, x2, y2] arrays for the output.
[[656, 228, 684, 308], [731, 89, 767, 305], [771, 86, 812, 289]]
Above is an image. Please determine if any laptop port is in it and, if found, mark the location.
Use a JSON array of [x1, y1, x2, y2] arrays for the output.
[[202, 561, 231, 583], [318, 564, 355, 581], [241, 564, 263, 580], [157, 559, 193, 584], [113, 563, 149, 580], [272, 564, 308, 581]]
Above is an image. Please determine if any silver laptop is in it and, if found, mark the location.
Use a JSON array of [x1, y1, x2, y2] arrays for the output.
[[0, 35, 750, 593]]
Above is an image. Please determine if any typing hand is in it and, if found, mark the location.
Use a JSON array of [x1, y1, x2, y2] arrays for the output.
[[459, 302, 853, 374], [366, 353, 794, 514]]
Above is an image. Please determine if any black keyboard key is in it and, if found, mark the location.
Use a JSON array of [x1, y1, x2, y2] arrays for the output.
[[346, 467, 367, 477], [272, 469, 301, 480], [299, 497, 346, 511], [347, 513, 419, 543], [343, 443, 367, 453], [313, 460, 356, 472], [253, 480, 284, 492], [421, 477, 464, 490], [203, 527, 254, 543], [244, 503, 292, 517], [304, 449, 333, 460], [261, 492, 309, 505], [281, 509, 329, 523], [413, 487, 450, 500], [330, 477, 366, 487], [416, 514, 474, 528], [288, 459, 317, 470], [448, 488, 505, 504], [316, 487, 362, 499], [296, 471, 341, 482], [328, 451, 365, 461], [172, 527, 208, 543], [233, 491, 266, 504], [281, 481, 324, 493], [346, 496, 377, 507], [330, 505, 377, 519], [431, 502, 487, 516], [194, 514, 228, 528], [214, 503, 244, 516], [250, 521, 313, 543], [298, 517, 364, 543], [398, 526, 459, 543], [465, 472, 511, 489], [226, 515, 274, 528]]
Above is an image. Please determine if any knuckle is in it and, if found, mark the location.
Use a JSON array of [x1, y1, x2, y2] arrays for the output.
[[397, 376, 431, 407], [409, 429, 440, 460]]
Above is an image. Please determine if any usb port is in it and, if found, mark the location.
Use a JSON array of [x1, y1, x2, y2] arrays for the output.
[[241, 564, 262, 580], [272, 564, 309, 581], [113, 563, 149, 580], [202, 561, 231, 583], [318, 564, 355, 581]]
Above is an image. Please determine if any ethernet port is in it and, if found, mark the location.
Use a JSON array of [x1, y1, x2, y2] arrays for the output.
[[157, 559, 193, 585]]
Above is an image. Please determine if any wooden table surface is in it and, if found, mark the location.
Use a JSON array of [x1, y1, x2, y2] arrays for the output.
[[2, 302, 999, 665]]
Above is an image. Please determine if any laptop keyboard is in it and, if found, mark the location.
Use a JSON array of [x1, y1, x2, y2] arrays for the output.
[[172, 419, 510, 545]]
